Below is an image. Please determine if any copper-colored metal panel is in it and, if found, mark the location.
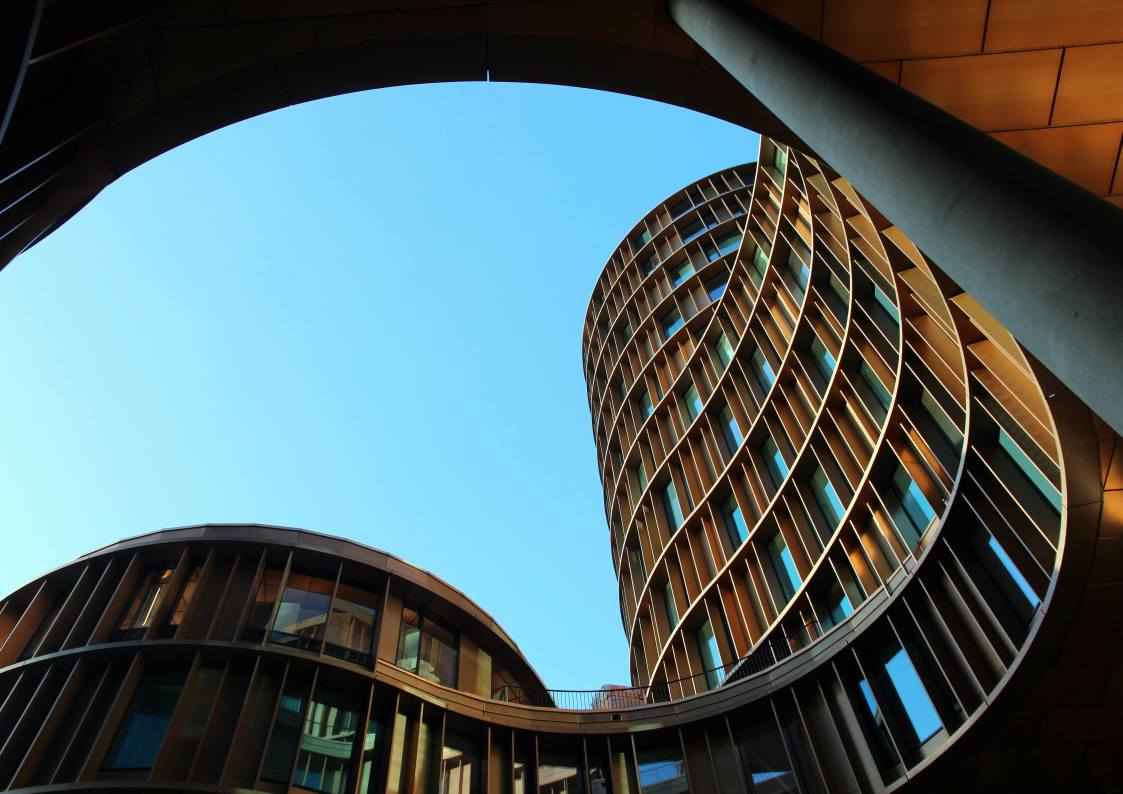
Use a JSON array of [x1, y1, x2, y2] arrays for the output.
[[822, 0, 989, 63], [900, 49, 1062, 131], [984, 0, 1123, 51], [991, 122, 1123, 195], [1052, 43, 1123, 126]]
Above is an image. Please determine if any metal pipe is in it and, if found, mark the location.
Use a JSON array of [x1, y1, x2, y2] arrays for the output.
[[669, 0, 1123, 440]]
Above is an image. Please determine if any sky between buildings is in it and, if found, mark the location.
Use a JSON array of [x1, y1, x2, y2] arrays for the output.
[[0, 81, 759, 689]]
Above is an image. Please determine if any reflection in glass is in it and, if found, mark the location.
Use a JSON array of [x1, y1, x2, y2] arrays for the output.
[[662, 481, 685, 530], [261, 675, 312, 783], [761, 437, 788, 490], [663, 580, 679, 629], [810, 466, 846, 527], [293, 685, 361, 793], [111, 567, 176, 642], [719, 405, 743, 453], [102, 666, 188, 770], [636, 743, 689, 794], [732, 712, 798, 793], [538, 751, 585, 794], [357, 714, 384, 794], [715, 333, 734, 370], [441, 732, 481, 794], [325, 583, 379, 665], [722, 494, 748, 547], [242, 569, 284, 642], [684, 384, 703, 422], [395, 604, 459, 687], [750, 349, 776, 392], [767, 532, 801, 603], [272, 573, 335, 652], [882, 648, 942, 744], [161, 565, 203, 637], [696, 620, 723, 689]]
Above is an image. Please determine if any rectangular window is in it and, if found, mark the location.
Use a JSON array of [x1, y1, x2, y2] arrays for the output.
[[767, 532, 801, 602], [773, 145, 788, 174], [998, 428, 1062, 514], [987, 532, 1040, 609], [324, 583, 379, 665], [639, 390, 654, 420], [629, 548, 648, 584], [826, 273, 849, 322], [715, 333, 734, 370], [704, 273, 728, 301], [538, 751, 585, 794], [873, 283, 900, 324], [750, 245, 769, 284], [618, 381, 628, 404], [635, 462, 648, 493], [261, 675, 312, 783], [669, 198, 693, 219], [661, 308, 684, 339], [111, 567, 176, 642], [822, 580, 854, 628], [356, 714, 385, 794], [810, 466, 846, 527], [717, 232, 742, 256], [857, 677, 900, 766], [642, 256, 657, 276], [732, 713, 799, 793], [684, 384, 703, 422], [761, 437, 788, 490], [721, 494, 748, 547], [634, 229, 652, 250], [242, 569, 284, 642], [636, 744, 689, 794], [671, 260, 695, 286], [889, 464, 936, 548], [663, 580, 679, 629], [622, 322, 633, 342], [395, 605, 459, 687], [920, 390, 963, 451], [857, 361, 892, 422], [881, 647, 942, 745], [784, 250, 810, 303], [293, 685, 362, 793], [703, 242, 720, 262], [441, 732, 481, 794], [718, 405, 743, 453], [696, 620, 724, 689], [750, 349, 776, 392], [161, 565, 203, 637], [271, 572, 336, 652], [662, 481, 685, 529], [810, 336, 837, 382], [101, 666, 188, 770], [680, 219, 705, 243]]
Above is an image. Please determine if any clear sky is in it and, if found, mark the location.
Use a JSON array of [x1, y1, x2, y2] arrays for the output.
[[0, 81, 758, 689]]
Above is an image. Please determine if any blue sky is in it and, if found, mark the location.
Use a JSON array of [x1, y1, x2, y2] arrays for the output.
[[0, 82, 758, 688]]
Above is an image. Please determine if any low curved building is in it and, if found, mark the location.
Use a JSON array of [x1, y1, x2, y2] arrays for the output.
[[0, 136, 1118, 793]]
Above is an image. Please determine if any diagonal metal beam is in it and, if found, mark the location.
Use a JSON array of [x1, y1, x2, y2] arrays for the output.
[[670, 0, 1123, 438]]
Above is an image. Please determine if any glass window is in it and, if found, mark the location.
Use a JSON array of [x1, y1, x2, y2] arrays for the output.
[[671, 260, 695, 286], [160, 565, 203, 637], [704, 273, 728, 301], [784, 250, 810, 303], [642, 256, 657, 276], [857, 361, 892, 422], [882, 648, 942, 744], [395, 604, 459, 687], [680, 219, 705, 243], [767, 532, 801, 603], [356, 714, 385, 794], [271, 572, 335, 652], [242, 569, 284, 642], [998, 428, 1062, 514], [873, 283, 900, 324], [662, 580, 679, 629], [629, 548, 648, 584], [325, 583, 379, 665], [637, 743, 689, 794], [920, 390, 963, 451], [661, 308, 684, 339], [622, 322, 633, 342], [101, 666, 188, 770], [618, 381, 628, 404], [721, 494, 748, 547], [634, 229, 652, 249], [639, 390, 654, 420], [696, 620, 724, 689], [717, 233, 742, 256], [635, 462, 649, 493], [662, 481, 685, 529], [773, 145, 788, 174], [715, 333, 734, 370], [826, 273, 849, 321], [441, 732, 481, 794], [889, 464, 936, 547], [750, 245, 769, 283], [111, 567, 175, 642], [857, 677, 899, 766], [261, 675, 312, 783], [810, 466, 846, 527], [669, 198, 693, 219], [987, 532, 1040, 609], [810, 336, 837, 382], [732, 713, 798, 793], [538, 751, 585, 794], [761, 437, 788, 490], [719, 405, 743, 453], [750, 349, 776, 392], [293, 685, 362, 793], [822, 580, 854, 628], [684, 384, 703, 422]]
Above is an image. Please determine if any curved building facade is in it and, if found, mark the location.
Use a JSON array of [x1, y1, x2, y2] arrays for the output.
[[0, 137, 1119, 794]]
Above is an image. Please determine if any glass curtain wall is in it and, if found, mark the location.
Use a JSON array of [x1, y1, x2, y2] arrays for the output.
[[110, 567, 176, 642], [324, 582, 380, 665], [395, 604, 459, 687], [242, 569, 284, 642], [292, 685, 362, 794], [101, 666, 189, 770], [272, 573, 336, 652]]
